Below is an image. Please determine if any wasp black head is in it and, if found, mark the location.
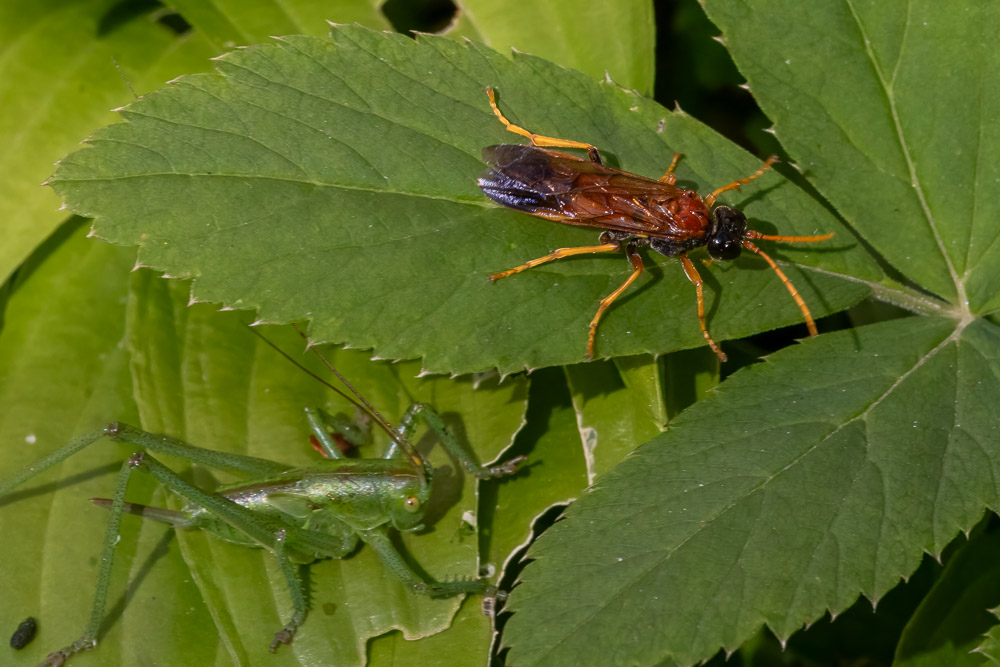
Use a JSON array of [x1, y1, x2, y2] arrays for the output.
[[707, 206, 747, 261]]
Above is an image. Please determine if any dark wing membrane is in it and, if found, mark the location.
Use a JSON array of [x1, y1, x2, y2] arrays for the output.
[[478, 144, 692, 238]]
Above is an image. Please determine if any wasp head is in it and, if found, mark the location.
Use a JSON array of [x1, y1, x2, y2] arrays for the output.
[[707, 206, 747, 260]]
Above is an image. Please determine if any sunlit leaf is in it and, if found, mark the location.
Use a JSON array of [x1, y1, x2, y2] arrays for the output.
[[49, 24, 880, 374]]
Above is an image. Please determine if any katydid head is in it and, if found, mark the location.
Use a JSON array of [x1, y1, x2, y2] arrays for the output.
[[387, 481, 433, 531]]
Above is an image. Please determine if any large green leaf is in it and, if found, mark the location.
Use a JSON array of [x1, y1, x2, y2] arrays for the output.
[[124, 274, 529, 666], [0, 223, 219, 666], [705, 0, 1000, 310], [49, 24, 880, 374], [500, 4, 1000, 664], [0, 230, 528, 666], [0, 0, 215, 283], [503, 316, 1000, 665]]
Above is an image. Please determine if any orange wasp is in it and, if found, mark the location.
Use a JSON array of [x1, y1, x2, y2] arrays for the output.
[[478, 88, 833, 362]]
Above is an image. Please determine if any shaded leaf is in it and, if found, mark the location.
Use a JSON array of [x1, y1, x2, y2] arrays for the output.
[[977, 607, 1000, 665], [481, 368, 589, 571], [895, 524, 1000, 667], [49, 24, 880, 374], [565, 355, 664, 482]]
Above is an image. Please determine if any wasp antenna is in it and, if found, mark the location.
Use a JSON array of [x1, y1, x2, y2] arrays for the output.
[[704, 155, 778, 208], [741, 241, 819, 336], [746, 231, 835, 243]]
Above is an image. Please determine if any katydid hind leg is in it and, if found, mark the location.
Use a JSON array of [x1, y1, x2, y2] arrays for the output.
[[34, 458, 137, 667], [130, 452, 311, 650]]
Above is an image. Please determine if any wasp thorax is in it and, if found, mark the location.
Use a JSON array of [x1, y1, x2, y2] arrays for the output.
[[707, 206, 747, 261]]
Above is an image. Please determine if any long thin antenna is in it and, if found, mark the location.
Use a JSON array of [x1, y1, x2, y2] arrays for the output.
[[248, 326, 426, 473], [290, 325, 394, 432]]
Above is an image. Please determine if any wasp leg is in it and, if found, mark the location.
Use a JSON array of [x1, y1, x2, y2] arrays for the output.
[[587, 242, 644, 359], [679, 254, 727, 362], [489, 242, 619, 281], [703, 155, 779, 207], [486, 87, 603, 164], [741, 240, 821, 336], [658, 152, 683, 184]]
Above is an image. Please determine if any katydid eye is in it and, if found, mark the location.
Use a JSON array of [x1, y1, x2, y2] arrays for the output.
[[404, 496, 421, 512]]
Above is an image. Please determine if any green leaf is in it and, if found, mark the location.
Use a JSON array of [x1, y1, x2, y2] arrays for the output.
[[895, 524, 1000, 667], [705, 0, 1000, 310], [0, 229, 528, 666], [502, 316, 1000, 666], [122, 272, 530, 666], [49, 24, 880, 374], [0, 223, 219, 666], [977, 607, 1000, 665], [481, 367, 589, 575], [0, 0, 215, 283], [565, 355, 664, 481], [498, 6, 1000, 664], [454, 0, 656, 94], [169, 0, 390, 51]]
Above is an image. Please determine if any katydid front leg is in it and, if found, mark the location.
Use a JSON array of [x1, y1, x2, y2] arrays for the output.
[[360, 526, 497, 598], [394, 403, 526, 479]]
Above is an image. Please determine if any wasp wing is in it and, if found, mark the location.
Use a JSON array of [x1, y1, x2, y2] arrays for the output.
[[478, 144, 700, 239]]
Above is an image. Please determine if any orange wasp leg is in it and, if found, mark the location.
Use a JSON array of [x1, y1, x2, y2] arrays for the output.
[[587, 246, 645, 359], [486, 87, 603, 163], [703, 155, 779, 208], [658, 152, 683, 184], [679, 254, 727, 362], [489, 242, 619, 281], [741, 240, 822, 336]]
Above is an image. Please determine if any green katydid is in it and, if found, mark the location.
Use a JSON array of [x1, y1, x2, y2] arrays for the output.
[[0, 334, 523, 667]]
